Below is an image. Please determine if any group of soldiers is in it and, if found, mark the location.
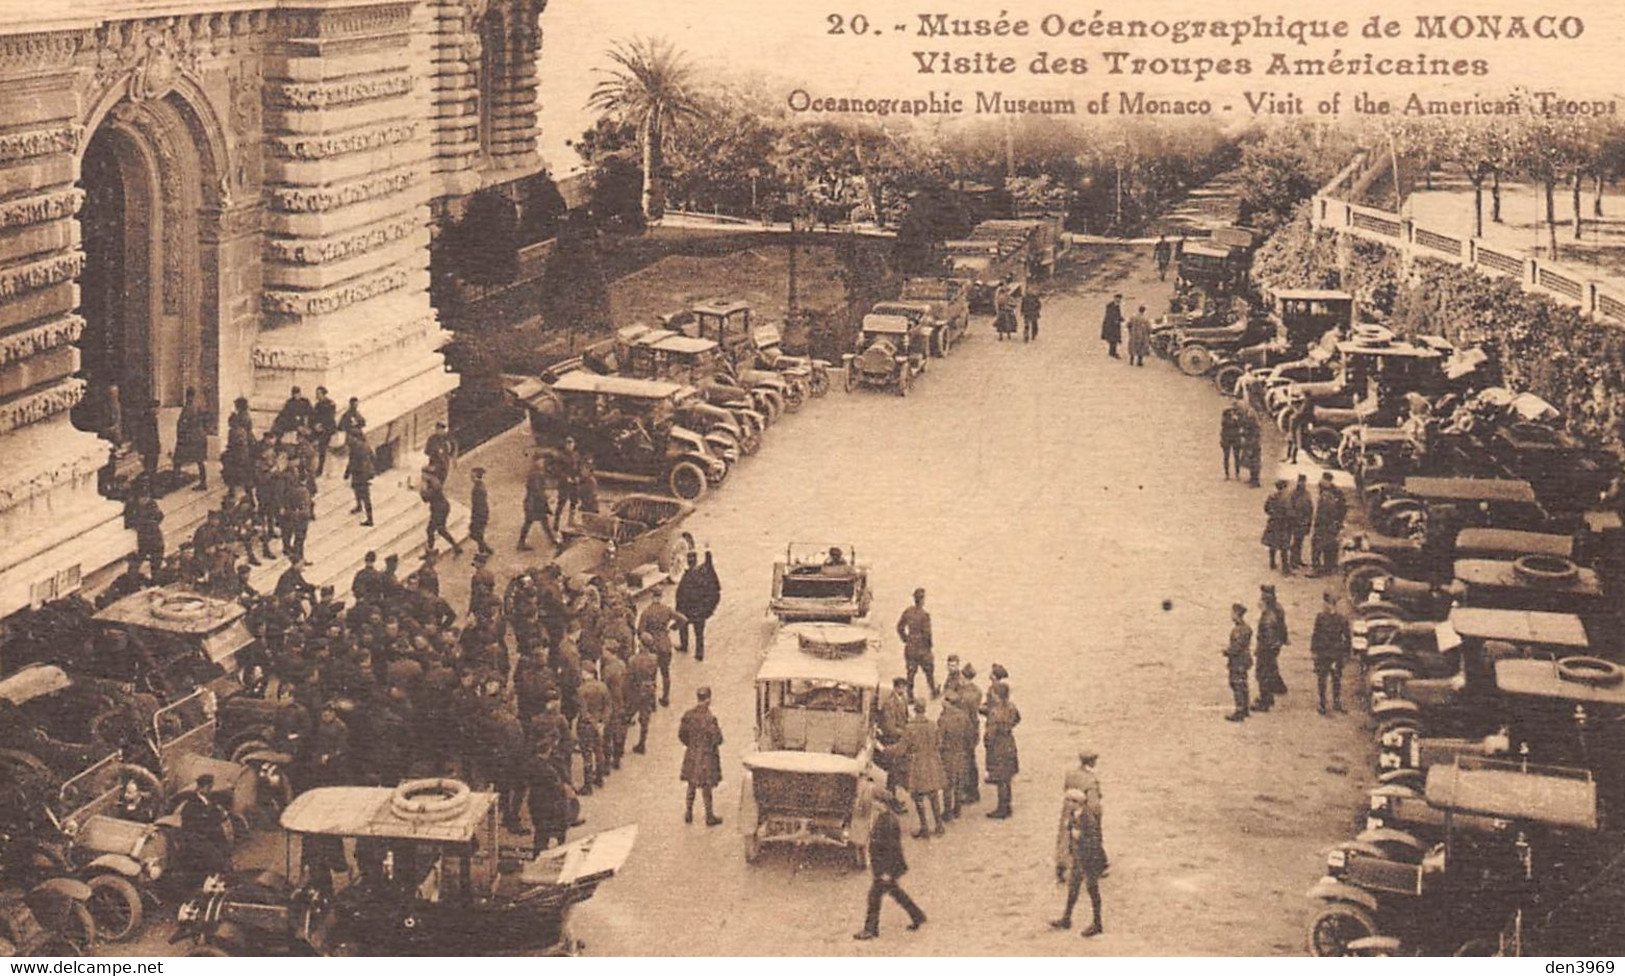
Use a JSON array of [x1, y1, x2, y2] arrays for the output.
[[1219, 399, 1266, 487], [1261, 471, 1349, 576], [1223, 585, 1354, 722]]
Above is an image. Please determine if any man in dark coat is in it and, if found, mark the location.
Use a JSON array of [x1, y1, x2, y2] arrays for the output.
[[1153, 235, 1172, 280], [282, 477, 312, 563], [1100, 294, 1124, 359], [1253, 584, 1289, 712], [527, 747, 572, 853], [1220, 402, 1246, 481], [130, 490, 165, 575], [937, 695, 973, 822], [678, 686, 723, 826], [626, 642, 658, 754], [1311, 591, 1352, 715], [1310, 472, 1348, 575], [1020, 289, 1042, 342], [1240, 407, 1263, 487], [1050, 754, 1105, 938], [173, 387, 209, 489], [310, 387, 338, 476], [133, 398, 162, 480], [1262, 478, 1292, 574], [424, 421, 456, 480], [420, 465, 460, 556], [467, 466, 492, 555], [1224, 603, 1254, 722], [638, 589, 686, 706], [176, 773, 232, 881], [1288, 473, 1315, 571], [896, 587, 937, 700], [877, 677, 911, 792], [272, 385, 311, 437], [518, 456, 552, 551], [344, 427, 375, 526], [983, 682, 1021, 818], [901, 700, 945, 838], [951, 663, 983, 804], [675, 550, 722, 661], [853, 784, 925, 940]]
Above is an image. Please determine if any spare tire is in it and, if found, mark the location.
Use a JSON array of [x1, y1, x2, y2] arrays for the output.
[[1556, 656, 1625, 688], [1512, 554, 1580, 584], [390, 778, 471, 822]]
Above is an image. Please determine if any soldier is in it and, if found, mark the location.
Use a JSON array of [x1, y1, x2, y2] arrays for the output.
[[1240, 406, 1263, 487], [1253, 584, 1289, 712], [937, 691, 973, 823], [902, 700, 945, 838], [1288, 473, 1315, 571], [896, 587, 937, 700], [1223, 603, 1254, 723], [1311, 591, 1352, 715], [272, 385, 312, 437], [983, 682, 1021, 819], [1262, 478, 1293, 575], [467, 466, 492, 556], [625, 640, 659, 754], [852, 784, 926, 940], [1310, 472, 1348, 576], [678, 686, 724, 826], [518, 455, 553, 551], [526, 746, 571, 853], [344, 425, 376, 526], [338, 396, 365, 441], [637, 588, 687, 707], [600, 638, 629, 770], [953, 663, 983, 804], [425, 420, 457, 480], [1153, 234, 1172, 280], [1020, 288, 1042, 342], [1100, 293, 1124, 359], [174, 387, 209, 489], [551, 437, 584, 535], [415, 550, 440, 598], [1126, 305, 1152, 367], [577, 664, 610, 794], [351, 551, 383, 605], [282, 475, 312, 564], [1220, 402, 1246, 481], [674, 549, 721, 661], [1050, 751, 1105, 938], [877, 677, 911, 793], [420, 465, 460, 556], [309, 386, 338, 477], [129, 490, 166, 575]]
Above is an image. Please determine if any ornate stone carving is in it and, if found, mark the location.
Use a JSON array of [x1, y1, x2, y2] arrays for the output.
[[269, 120, 418, 161], [0, 437, 109, 510], [268, 213, 419, 265], [0, 189, 85, 232], [0, 30, 89, 72], [0, 125, 80, 165], [0, 252, 84, 300], [94, 19, 203, 103], [252, 312, 440, 371], [229, 61, 263, 138], [0, 378, 86, 436], [268, 168, 417, 214], [278, 3, 413, 41], [0, 315, 85, 368], [269, 72, 414, 110], [262, 267, 411, 318]]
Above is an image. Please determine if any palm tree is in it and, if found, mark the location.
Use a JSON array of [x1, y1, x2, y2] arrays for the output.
[[586, 37, 703, 221]]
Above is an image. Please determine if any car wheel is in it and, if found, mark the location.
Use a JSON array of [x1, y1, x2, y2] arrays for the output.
[[1344, 565, 1390, 604], [739, 427, 762, 456], [1308, 902, 1378, 957], [1304, 427, 1343, 466], [782, 383, 805, 413], [668, 461, 707, 502], [62, 901, 97, 952], [809, 369, 830, 398], [1176, 344, 1215, 376], [1213, 364, 1246, 397], [1352, 601, 1409, 623], [87, 875, 142, 943], [229, 739, 269, 764], [759, 391, 784, 424], [1512, 554, 1580, 585]]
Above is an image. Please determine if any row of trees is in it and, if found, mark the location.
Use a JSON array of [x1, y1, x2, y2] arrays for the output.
[[578, 36, 1238, 235]]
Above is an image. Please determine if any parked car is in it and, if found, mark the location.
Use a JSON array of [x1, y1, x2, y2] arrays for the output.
[[510, 371, 729, 501], [45, 754, 174, 942], [870, 301, 949, 358], [0, 665, 136, 779], [89, 588, 260, 701], [555, 494, 695, 593], [670, 299, 805, 412], [844, 315, 929, 396], [750, 323, 832, 399], [1212, 289, 1352, 396], [898, 277, 971, 352], [172, 783, 636, 956], [769, 544, 873, 623], [741, 624, 881, 866]]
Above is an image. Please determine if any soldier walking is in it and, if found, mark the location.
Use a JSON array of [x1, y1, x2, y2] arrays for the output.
[[1311, 591, 1352, 715], [1220, 401, 1246, 481], [421, 464, 461, 556], [468, 466, 493, 556], [896, 587, 937, 700], [1050, 754, 1106, 938], [853, 784, 926, 940], [678, 686, 724, 826], [1253, 584, 1289, 712], [1223, 603, 1253, 722], [638, 588, 687, 707], [626, 641, 658, 754]]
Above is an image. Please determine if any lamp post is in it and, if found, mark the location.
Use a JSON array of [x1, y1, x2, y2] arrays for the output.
[[786, 188, 801, 324]]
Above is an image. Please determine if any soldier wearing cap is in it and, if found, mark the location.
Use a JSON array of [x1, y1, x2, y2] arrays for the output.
[[1253, 583, 1289, 712], [1051, 750, 1105, 937], [1224, 603, 1254, 722], [678, 686, 724, 825], [468, 465, 492, 556], [1311, 590, 1352, 715], [954, 663, 983, 804], [896, 587, 938, 700], [853, 781, 926, 940]]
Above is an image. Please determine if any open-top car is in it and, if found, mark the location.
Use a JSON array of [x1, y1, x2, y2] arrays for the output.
[[511, 371, 728, 501], [0, 665, 140, 779], [1211, 289, 1353, 396], [870, 300, 951, 358], [898, 277, 971, 351], [555, 494, 695, 594], [845, 314, 929, 396], [1308, 756, 1602, 957], [172, 783, 636, 956], [741, 624, 881, 866], [750, 323, 832, 399], [769, 544, 873, 623]]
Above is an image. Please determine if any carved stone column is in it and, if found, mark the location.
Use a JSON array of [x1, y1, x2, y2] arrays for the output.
[[0, 28, 129, 616], [427, 0, 481, 197], [484, 0, 544, 174], [261, 0, 456, 457]]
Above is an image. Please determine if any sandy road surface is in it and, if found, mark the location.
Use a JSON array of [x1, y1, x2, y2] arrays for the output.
[[438, 246, 1374, 956], [114, 245, 1371, 957]]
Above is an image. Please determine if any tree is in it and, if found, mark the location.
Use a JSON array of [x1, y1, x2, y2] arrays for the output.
[[1507, 97, 1588, 258], [892, 185, 975, 274], [540, 210, 612, 349], [1233, 124, 1354, 234], [586, 37, 704, 221]]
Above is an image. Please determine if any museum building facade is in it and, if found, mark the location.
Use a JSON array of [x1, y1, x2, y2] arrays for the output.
[[0, 0, 548, 616]]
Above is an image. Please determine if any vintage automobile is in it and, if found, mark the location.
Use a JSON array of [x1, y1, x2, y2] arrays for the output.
[[1168, 307, 1275, 377], [143, 689, 260, 818], [1360, 556, 1606, 626], [1265, 329, 1450, 421], [1175, 239, 1246, 296], [750, 323, 832, 399], [844, 314, 929, 396], [898, 277, 971, 351], [945, 237, 1027, 312], [871, 299, 952, 358], [562, 328, 768, 444], [769, 544, 873, 623], [512, 371, 729, 501], [1307, 757, 1601, 957], [669, 298, 805, 411], [626, 326, 791, 423], [1367, 477, 1549, 542], [1211, 289, 1353, 396], [88, 588, 260, 700], [0, 880, 95, 956], [0, 665, 138, 779], [741, 624, 881, 866], [554, 494, 695, 593], [44, 754, 173, 942], [171, 783, 636, 956]]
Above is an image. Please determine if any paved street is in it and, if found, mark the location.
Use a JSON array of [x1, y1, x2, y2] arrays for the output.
[[430, 245, 1373, 956]]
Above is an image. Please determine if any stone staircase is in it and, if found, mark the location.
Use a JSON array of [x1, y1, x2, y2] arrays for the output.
[[153, 461, 468, 602]]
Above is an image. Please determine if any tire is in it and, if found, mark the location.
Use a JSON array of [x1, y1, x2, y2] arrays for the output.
[[1555, 656, 1625, 687], [1352, 601, 1409, 623], [809, 369, 830, 398], [390, 778, 471, 821], [1375, 499, 1425, 538], [759, 391, 784, 425], [1345, 565, 1391, 604], [782, 383, 805, 413], [1213, 364, 1246, 397], [1336, 435, 1364, 473], [229, 739, 270, 765], [64, 901, 97, 952], [86, 875, 142, 943], [1304, 427, 1343, 466], [1308, 902, 1379, 957], [738, 427, 762, 456], [1374, 715, 1420, 739], [667, 461, 707, 502], [1176, 344, 1215, 376], [1512, 554, 1580, 585]]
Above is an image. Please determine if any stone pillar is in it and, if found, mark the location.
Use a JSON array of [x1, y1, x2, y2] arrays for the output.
[[485, 0, 543, 175], [0, 28, 131, 616], [426, 0, 481, 198], [260, 0, 456, 462]]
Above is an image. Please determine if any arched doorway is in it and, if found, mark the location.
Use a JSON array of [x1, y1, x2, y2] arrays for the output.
[[71, 94, 221, 463]]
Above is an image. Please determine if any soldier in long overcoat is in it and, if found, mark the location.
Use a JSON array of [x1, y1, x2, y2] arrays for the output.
[[1262, 478, 1293, 574], [901, 700, 946, 838], [678, 686, 724, 826], [936, 698, 974, 822], [983, 683, 1021, 819], [173, 387, 208, 488]]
